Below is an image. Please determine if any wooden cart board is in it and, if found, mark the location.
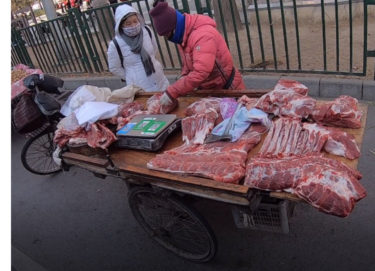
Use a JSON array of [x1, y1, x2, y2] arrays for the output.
[[62, 91, 368, 204]]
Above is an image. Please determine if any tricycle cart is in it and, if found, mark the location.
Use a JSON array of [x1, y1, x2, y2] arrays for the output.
[[61, 90, 368, 263]]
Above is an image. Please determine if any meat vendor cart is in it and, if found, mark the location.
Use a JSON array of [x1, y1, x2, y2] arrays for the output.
[[60, 90, 368, 263]]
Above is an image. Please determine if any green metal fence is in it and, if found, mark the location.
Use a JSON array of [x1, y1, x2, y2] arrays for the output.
[[11, 0, 375, 78]]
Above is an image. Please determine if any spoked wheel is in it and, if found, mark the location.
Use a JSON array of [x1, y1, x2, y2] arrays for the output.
[[21, 129, 61, 175], [128, 186, 217, 262]]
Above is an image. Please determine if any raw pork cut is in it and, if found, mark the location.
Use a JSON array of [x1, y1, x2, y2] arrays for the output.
[[182, 97, 223, 145], [238, 95, 258, 110], [54, 126, 87, 147], [258, 118, 360, 160], [323, 128, 360, 160], [255, 79, 316, 119], [312, 95, 362, 128], [147, 125, 267, 183], [86, 122, 117, 149], [147, 93, 177, 114], [107, 102, 145, 130], [185, 97, 221, 116], [181, 109, 218, 144], [259, 118, 328, 157], [273, 79, 309, 95], [244, 154, 366, 217]]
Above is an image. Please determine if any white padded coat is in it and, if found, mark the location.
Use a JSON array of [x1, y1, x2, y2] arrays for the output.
[[107, 5, 169, 92]]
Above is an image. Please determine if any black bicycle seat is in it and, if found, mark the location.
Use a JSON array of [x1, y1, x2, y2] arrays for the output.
[[23, 74, 64, 94], [34, 92, 61, 116]]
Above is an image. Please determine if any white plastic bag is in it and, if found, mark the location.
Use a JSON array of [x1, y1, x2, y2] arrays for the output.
[[107, 85, 143, 104], [60, 85, 112, 116], [57, 112, 80, 131], [74, 101, 119, 127]]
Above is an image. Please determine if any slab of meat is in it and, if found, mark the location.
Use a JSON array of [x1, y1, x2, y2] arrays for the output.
[[244, 154, 366, 217], [147, 93, 177, 114], [259, 118, 328, 157], [312, 95, 362, 128], [54, 126, 87, 147], [147, 125, 267, 184], [238, 95, 258, 110], [255, 79, 316, 119], [323, 127, 360, 160], [185, 97, 221, 116], [107, 102, 145, 130], [258, 118, 360, 160], [273, 79, 309, 95], [86, 122, 117, 149], [182, 109, 218, 144], [118, 102, 144, 117]]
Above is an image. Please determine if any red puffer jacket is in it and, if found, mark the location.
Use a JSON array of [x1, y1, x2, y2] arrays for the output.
[[167, 14, 245, 99]]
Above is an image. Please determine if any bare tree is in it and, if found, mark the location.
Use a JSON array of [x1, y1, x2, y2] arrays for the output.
[[212, 0, 243, 33]]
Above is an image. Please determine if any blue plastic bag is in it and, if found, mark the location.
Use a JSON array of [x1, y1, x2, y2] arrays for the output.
[[211, 107, 271, 142]]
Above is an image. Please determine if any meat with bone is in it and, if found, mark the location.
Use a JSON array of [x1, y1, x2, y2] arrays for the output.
[[303, 123, 360, 160], [147, 125, 267, 184], [86, 122, 117, 149], [311, 95, 362, 129], [147, 93, 177, 114], [182, 109, 218, 144], [273, 79, 309, 95], [182, 97, 223, 145], [185, 97, 221, 116], [255, 79, 316, 119], [238, 95, 258, 110], [54, 126, 87, 147], [244, 154, 366, 217], [259, 118, 329, 157], [258, 118, 360, 160], [107, 102, 145, 130]]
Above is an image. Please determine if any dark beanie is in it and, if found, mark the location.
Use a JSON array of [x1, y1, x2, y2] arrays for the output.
[[149, 2, 177, 36]]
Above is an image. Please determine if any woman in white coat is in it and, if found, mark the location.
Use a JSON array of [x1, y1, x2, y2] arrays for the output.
[[107, 4, 169, 92]]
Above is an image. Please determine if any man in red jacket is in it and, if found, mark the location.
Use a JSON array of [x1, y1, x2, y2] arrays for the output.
[[149, 0, 245, 111]]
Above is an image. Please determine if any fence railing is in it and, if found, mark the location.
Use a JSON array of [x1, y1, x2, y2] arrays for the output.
[[11, 0, 375, 78]]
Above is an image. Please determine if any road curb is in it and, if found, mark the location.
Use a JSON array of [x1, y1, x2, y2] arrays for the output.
[[61, 74, 375, 101]]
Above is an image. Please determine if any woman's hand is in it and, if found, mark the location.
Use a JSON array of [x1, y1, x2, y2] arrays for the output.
[[159, 91, 177, 113]]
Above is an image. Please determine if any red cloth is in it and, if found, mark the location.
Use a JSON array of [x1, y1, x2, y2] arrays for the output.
[[167, 14, 245, 99]]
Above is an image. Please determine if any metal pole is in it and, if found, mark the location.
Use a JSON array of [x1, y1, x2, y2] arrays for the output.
[[41, 0, 57, 20]]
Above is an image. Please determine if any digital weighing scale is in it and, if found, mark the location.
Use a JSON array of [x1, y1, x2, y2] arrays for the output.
[[116, 114, 181, 151]]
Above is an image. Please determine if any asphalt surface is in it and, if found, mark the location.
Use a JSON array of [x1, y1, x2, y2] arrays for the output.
[[11, 103, 375, 271]]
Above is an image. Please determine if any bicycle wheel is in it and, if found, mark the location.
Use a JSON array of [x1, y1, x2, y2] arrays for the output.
[[21, 129, 62, 175], [128, 186, 217, 262]]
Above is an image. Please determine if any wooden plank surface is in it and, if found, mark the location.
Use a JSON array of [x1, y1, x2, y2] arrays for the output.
[[63, 91, 369, 201]]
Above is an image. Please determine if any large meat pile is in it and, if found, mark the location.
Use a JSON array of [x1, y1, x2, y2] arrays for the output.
[[147, 97, 268, 183], [54, 102, 145, 149], [243, 79, 366, 217], [148, 125, 267, 183], [244, 154, 365, 217], [147, 79, 366, 217]]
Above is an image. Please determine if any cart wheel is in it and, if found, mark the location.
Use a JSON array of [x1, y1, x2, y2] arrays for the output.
[[21, 130, 61, 175], [128, 186, 217, 262]]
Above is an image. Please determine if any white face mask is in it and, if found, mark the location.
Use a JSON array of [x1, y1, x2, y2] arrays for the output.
[[122, 23, 141, 37]]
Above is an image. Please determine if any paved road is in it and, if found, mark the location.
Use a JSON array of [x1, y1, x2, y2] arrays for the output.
[[12, 103, 375, 271]]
